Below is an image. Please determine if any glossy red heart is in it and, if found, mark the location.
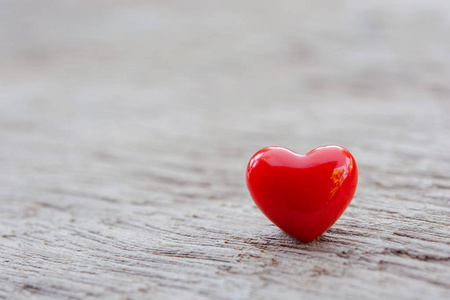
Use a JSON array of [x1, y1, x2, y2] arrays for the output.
[[246, 145, 358, 242]]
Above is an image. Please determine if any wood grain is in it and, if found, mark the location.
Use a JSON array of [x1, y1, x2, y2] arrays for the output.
[[0, 0, 449, 299]]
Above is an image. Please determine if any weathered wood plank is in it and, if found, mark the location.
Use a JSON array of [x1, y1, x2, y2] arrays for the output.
[[0, 0, 449, 299]]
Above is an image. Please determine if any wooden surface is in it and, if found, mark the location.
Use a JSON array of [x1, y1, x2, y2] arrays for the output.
[[1, 1, 449, 299]]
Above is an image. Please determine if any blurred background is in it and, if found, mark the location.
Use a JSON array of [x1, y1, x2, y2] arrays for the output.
[[1, 0, 449, 201], [1, 0, 449, 179], [1, 0, 450, 203]]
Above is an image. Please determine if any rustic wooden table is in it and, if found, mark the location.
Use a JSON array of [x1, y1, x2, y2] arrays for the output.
[[1, 1, 449, 299]]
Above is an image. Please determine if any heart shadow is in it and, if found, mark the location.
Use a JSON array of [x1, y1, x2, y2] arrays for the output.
[[252, 227, 353, 254]]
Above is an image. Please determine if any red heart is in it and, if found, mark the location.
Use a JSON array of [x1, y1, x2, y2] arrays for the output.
[[246, 145, 358, 242]]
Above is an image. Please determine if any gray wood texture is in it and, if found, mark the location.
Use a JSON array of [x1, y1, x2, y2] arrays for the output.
[[1, 1, 449, 299]]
